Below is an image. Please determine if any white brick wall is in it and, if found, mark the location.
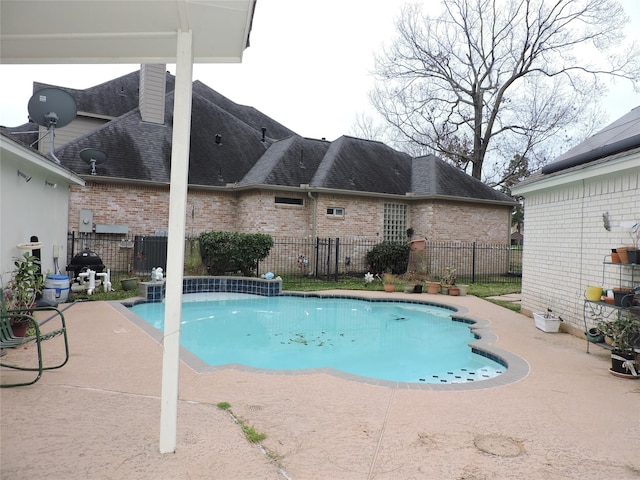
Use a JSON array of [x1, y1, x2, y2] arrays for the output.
[[519, 163, 640, 332]]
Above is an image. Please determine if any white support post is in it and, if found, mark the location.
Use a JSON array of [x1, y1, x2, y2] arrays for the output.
[[159, 28, 193, 454]]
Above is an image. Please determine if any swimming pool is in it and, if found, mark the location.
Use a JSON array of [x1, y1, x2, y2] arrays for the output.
[[129, 293, 507, 384]]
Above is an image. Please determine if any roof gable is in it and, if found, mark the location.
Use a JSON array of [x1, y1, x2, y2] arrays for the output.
[[412, 155, 514, 203], [311, 136, 412, 194], [240, 135, 330, 187]]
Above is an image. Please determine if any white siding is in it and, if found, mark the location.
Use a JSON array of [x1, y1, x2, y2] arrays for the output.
[[518, 162, 640, 333], [1, 148, 80, 282], [37, 116, 109, 155], [139, 64, 166, 124]]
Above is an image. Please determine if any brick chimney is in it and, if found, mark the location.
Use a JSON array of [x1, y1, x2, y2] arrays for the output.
[[139, 64, 166, 124]]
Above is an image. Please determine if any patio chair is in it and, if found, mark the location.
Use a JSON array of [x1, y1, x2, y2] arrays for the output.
[[0, 295, 69, 388]]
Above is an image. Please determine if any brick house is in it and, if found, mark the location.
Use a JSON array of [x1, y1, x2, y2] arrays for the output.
[[4, 65, 515, 274], [512, 107, 640, 335]]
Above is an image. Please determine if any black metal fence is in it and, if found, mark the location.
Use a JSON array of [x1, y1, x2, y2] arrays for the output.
[[66, 232, 522, 287]]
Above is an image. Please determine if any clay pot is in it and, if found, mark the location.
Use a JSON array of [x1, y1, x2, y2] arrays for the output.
[[617, 247, 629, 264], [426, 282, 440, 294]]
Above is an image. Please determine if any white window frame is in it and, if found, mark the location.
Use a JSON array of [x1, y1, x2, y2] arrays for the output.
[[326, 207, 345, 217]]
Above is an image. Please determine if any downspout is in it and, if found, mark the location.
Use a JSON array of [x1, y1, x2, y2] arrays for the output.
[[307, 189, 317, 239]]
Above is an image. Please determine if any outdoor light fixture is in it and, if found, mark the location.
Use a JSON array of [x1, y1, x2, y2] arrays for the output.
[[45, 180, 58, 189], [17, 170, 32, 182]]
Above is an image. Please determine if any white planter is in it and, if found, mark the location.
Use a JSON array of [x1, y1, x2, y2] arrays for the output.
[[533, 312, 561, 333]]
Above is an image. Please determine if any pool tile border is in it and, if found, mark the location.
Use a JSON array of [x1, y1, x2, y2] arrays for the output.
[[138, 276, 282, 302], [113, 292, 530, 391]]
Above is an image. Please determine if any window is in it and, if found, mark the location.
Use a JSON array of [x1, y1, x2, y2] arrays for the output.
[[326, 207, 344, 217], [383, 203, 407, 242], [275, 196, 304, 206]]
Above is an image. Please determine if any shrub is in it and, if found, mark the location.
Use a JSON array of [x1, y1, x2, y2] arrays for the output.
[[199, 231, 274, 276], [365, 241, 410, 275]]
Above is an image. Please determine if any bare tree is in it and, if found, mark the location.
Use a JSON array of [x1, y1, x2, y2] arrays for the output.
[[371, 0, 640, 182]]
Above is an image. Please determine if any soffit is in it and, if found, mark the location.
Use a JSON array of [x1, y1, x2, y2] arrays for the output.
[[0, 0, 255, 64]]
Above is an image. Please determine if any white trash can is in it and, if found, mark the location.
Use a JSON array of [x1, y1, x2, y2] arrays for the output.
[[44, 274, 70, 302]]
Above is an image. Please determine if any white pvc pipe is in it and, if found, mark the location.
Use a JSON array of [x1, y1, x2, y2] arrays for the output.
[[159, 29, 193, 455]]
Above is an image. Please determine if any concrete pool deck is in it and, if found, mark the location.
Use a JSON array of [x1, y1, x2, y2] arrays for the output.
[[2, 291, 639, 479]]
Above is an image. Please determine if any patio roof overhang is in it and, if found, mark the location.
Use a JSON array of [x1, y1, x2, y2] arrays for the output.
[[1, 0, 256, 455], [0, 0, 255, 64]]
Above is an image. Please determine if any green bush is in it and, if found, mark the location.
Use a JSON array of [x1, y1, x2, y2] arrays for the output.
[[199, 231, 274, 276], [365, 241, 410, 275]]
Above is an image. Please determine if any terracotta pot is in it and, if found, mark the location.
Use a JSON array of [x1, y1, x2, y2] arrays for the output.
[[449, 287, 460, 296], [426, 282, 440, 294], [617, 247, 629, 264], [10, 318, 29, 337], [611, 252, 621, 263], [383, 284, 395, 293]]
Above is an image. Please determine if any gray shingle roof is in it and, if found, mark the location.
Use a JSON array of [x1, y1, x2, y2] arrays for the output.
[[239, 136, 330, 187], [517, 106, 640, 187], [311, 136, 412, 194], [11, 67, 515, 205], [412, 155, 513, 202], [34, 70, 175, 119]]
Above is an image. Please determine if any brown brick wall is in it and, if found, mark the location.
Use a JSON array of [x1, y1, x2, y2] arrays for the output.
[[69, 184, 510, 244]]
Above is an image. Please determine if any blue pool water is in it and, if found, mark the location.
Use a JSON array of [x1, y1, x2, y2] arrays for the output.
[[130, 293, 505, 384]]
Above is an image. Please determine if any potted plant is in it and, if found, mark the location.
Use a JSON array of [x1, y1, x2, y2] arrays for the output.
[[617, 220, 640, 264], [597, 313, 640, 378], [3, 253, 44, 336], [399, 270, 425, 293], [440, 266, 456, 295], [533, 307, 562, 333], [382, 272, 396, 293]]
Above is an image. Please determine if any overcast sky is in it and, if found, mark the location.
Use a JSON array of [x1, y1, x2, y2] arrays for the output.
[[1, 0, 639, 142]]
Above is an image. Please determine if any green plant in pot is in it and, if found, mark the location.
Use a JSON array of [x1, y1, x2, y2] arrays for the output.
[[382, 272, 397, 292], [597, 312, 640, 378], [2, 253, 44, 336], [440, 266, 456, 294]]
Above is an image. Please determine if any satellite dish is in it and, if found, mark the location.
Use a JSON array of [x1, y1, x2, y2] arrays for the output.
[[26, 87, 77, 164], [27, 88, 77, 129], [80, 148, 108, 176]]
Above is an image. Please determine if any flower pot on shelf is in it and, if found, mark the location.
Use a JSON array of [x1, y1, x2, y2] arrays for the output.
[[585, 285, 603, 302], [586, 327, 604, 344], [616, 247, 630, 264], [613, 288, 633, 307], [611, 249, 621, 263], [533, 312, 561, 333], [628, 249, 640, 265]]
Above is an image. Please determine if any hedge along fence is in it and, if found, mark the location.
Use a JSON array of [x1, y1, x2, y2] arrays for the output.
[[199, 231, 274, 276]]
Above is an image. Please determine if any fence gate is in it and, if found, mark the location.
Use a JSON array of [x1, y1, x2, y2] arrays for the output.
[[314, 238, 340, 281]]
